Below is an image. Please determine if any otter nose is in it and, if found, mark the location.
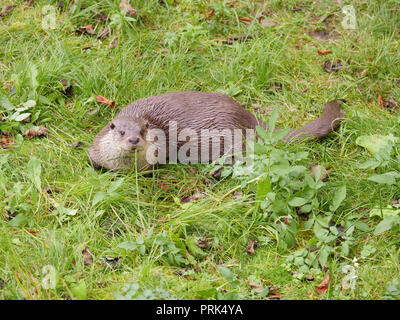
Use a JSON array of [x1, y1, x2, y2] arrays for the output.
[[129, 138, 140, 145]]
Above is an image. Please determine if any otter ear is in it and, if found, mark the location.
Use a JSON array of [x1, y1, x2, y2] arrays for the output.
[[110, 123, 115, 130]]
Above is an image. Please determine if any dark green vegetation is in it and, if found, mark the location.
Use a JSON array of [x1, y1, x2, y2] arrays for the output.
[[0, 0, 399, 299]]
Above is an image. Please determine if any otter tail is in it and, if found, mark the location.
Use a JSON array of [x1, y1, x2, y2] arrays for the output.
[[257, 100, 345, 143]]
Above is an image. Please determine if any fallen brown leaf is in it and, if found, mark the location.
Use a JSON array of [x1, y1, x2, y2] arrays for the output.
[[94, 11, 108, 23], [22, 126, 47, 139], [26, 0, 35, 7], [97, 26, 111, 40], [82, 42, 93, 51], [197, 237, 213, 249], [378, 93, 384, 107], [246, 240, 258, 255], [239, 16, 252, 22], [318, 49, 332, 55], [77, 25, 95, 35], [316, 273, 330, 293], [268, 286, 282, 299], [181, 192, 205, 203], [120, 0, 137, 17], [0, 5, 16, 17], [205, 9, 215, 19], [249, 281, 264, 294], [82, 248, 94, 266], [223, 34, 256, 44], [0, 135, 14, 149], [158, 182, 170, 190], [378, 94, 398, 111], [210, 168, 222, 179], [70, 141, 83, 148], [323, 60, 343, 73], [109, 37, 118, 49], [96, 95, 116, 108], [60, 78, 73, 96]]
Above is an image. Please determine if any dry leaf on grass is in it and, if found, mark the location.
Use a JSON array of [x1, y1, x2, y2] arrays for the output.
[[70, 141, 83, 148], [378, 94, 398, 111], [205, 9, 215, 19], [1, 135, 14, 149], [239, 16, 253, 22], [0, 5, 16, 17], [120, 0, 137, 17], [22, 126, 47, 139], [96, 95, 116, 108], [77, 25, 95, 35], [158, 182, 170, 190], [109, 37, 118, 49], [318, 49, 332, 55], [323, 60, 343, 73], [246, 240, 258, 255], [222, 34, 256, 44], [97, 26, 111, 40], [249, 281, 265, 294], [316, 273, 330, 293], [94, 11, 108, 23], [82, 248, 94, 266], [181, 193, 205, 203]]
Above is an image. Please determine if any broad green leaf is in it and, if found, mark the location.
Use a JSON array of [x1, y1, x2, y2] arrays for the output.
[[186, 237, 206, 258], [117, 241, 137, 250], [318, 246, 330, 267], [7, 213, 29, 227], [329, 185, 346, 212], [27, 157, 41, 190], [92, 191, 106, 206], [368, 172, 399, 185], [14, 113, 31, 122], [355, 134, 396, 161], [358, 159, 381, 170], [288, 197, 308, 207], [354, 221, 371, 232], [270, 128, 290, 143], [70, 280, 86, 300], [314, 222, 329, 240], [0, 96, 15, 110], [374, 216, 400, 235], [22, 100, 36, 109], [255, 126, 268, 142], [218, 266, 234, 282], [369, 206, 400, 218], [255, 176, 271, 203], [108, 178, 125, 193]]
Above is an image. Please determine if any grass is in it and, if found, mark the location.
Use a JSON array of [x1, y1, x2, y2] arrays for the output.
[[0, 0, 400, 300]]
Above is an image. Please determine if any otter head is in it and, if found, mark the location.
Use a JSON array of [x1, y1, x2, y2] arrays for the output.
[[89, 116, 152, 171], [108, 117, 149, 154]]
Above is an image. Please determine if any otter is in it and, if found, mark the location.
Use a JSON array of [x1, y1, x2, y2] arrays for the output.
[[89, 91, 344, 171]]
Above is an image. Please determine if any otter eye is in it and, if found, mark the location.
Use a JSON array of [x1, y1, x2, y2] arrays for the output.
[[120, 131, 125, 136]]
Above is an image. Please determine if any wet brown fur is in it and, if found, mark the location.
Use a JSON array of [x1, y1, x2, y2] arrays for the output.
[[89, 91, 344, 170]]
